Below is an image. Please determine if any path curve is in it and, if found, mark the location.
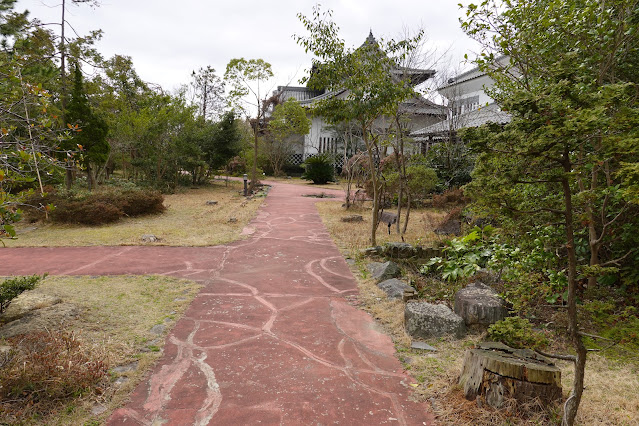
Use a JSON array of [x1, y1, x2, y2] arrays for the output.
[[0, 181, 434, 425]]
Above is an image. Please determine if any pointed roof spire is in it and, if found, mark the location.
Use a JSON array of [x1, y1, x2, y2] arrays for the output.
[[366, 29, 376, 45]]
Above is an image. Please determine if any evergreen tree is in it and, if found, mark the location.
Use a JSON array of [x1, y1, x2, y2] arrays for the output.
[[65, 63, 109, 190]]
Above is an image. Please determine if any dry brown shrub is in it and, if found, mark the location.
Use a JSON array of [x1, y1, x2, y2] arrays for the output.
[[432, 187, 470, 209], [0, 330, 108, 422]]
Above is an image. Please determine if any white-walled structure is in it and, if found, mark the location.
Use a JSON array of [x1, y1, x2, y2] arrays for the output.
[[411, 56, 511, 149], [272, 32, 446, 167]]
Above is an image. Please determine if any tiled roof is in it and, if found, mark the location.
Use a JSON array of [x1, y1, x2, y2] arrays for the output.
[[411, 103, 511, 138]]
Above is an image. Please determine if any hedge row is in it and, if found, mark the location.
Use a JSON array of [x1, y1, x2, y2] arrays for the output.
[[25, 189, 165, 225]]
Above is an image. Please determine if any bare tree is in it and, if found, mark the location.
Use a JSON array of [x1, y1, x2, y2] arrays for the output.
[[190, 66, 225, 121]]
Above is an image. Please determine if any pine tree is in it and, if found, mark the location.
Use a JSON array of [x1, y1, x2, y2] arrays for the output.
[[65, 63, 109, 190]]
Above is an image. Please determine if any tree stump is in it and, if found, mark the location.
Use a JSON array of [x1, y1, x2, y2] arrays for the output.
[[454, 282, 507, 329], [459, 342, 562, 408]]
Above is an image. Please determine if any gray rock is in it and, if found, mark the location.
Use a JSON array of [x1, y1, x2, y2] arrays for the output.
[[150, 324, 166, 335], [411, 341, 438, 352], [405, 302, 466, 339], [111, 361, 138, 374], [341, 214, 364, 223], [473, 269, 500, 286], [366, 261, 401, 283], [2, 292, 63, 323], [92, 404, 108, 416], [434, 211, 462, 236], [403, 287, 418, 302], [383, 242, 415, 258], [415, 246, 443, 260], [114, 376, 129, 386], [360, 246, 383, 256], [206, 200, 218, 205], [454, 282, 506, 328], [228, 217, 238, 223], [0, 303, 80, 338], [141, 234, 160, 243], [377, 278, 415, 300]]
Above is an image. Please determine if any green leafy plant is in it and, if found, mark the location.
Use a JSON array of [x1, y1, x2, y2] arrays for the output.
[[0, 275, 45, 314], [488, 317, 549, 349], [421, 227, 496, 282], [302, 154, 335, 184]]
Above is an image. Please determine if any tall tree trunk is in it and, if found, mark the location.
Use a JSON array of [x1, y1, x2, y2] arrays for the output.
[[363, 127, 379, 246], [251, 125, 258, 192], [561, 154, 587, 426], [86, 162, 94, 191], [577, 148, 602, 289], [402, 192, 411, 235], [60, 0, 67, 113], [343, 128, 353, 209], [61, 0, 73, 191]]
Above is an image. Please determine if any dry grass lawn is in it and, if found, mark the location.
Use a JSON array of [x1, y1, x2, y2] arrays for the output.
[[315, 201, 447, 252], [0, 275, 202, 425], [6, 181, 263, 247], [317, 201, 639, 425]]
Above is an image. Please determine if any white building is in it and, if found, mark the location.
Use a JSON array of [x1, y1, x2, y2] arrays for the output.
[[411, 56, 511, 150], [272, 32, 446, 168]]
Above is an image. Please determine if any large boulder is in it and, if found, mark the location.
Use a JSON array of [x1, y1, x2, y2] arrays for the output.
[[377, 278, 415, 300], [405, 302, 466, 339], [454, 282, 507, 329], [366, 261, 401, 283], [434, 209, 462, 236], [0, 303, 80, 338], [1, 292, 62, 323], [360, 246, 383, 257], [414, 245, 443, 260], [383, 242, 415, 259]]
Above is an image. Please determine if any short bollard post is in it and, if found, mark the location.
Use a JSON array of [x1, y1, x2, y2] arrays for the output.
[[243, 174, 248, 196]]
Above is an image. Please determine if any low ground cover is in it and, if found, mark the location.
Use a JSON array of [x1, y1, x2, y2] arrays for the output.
[[0, 275, 202, 425], [316, 200, 639, 425], [6, 181, 263, 247]]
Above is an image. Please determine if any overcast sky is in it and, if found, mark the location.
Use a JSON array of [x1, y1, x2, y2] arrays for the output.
[[18, 0, 480, 96]]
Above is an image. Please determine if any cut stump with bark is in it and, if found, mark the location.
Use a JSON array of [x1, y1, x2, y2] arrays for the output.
[[459, 342, 562, 409]]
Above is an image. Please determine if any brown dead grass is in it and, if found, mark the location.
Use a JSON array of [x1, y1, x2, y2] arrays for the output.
[[7, 181, 263, 247], [0, 275, 202, 425], [316, 201, 639, 425], [315, 201, 447, 254]]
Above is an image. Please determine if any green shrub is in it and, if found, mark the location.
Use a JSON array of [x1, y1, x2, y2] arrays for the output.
[[0, 275, 44, 314], [302, 154, 334, 184], [380, 157, 438, 205], [488, 317, 549, 349]]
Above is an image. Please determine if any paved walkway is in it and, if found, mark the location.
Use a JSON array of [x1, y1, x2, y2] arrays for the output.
[[0, 182, 433, 425]]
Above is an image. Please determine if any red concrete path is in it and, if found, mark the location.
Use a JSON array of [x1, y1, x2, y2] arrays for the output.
[[0, 182, 434, 425]]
